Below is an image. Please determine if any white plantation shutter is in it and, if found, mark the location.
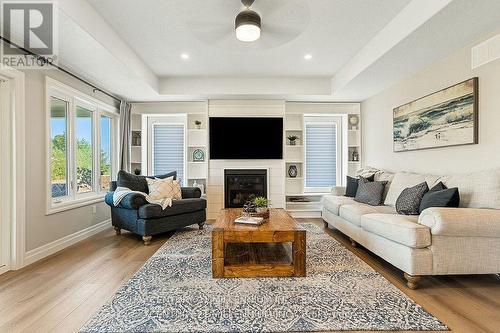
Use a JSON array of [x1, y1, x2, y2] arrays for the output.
[[153, 125, 184, 180], [305, 123, 337, 188]]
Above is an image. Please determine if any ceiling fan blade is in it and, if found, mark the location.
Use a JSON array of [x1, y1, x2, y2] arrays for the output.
[[188, 21, 234, 44]]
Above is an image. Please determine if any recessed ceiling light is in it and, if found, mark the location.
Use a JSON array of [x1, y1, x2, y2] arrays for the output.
[[181, 53, 190, 60], [304, 54, 313, 60]]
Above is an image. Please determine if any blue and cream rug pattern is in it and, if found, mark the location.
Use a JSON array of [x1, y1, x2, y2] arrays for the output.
[[82, 224, 447, 332]]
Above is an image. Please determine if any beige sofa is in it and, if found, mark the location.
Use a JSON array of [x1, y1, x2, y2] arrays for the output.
[[321, 167, 500, 289]]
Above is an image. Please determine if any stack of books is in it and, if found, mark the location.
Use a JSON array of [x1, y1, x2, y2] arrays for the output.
[[234, 215, 265, 225]]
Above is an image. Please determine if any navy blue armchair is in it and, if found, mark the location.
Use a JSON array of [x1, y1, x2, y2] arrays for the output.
[[105, 171, 206, 245]]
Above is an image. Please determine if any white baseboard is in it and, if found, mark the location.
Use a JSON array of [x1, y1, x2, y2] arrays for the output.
[[23, 219, 111, 267]]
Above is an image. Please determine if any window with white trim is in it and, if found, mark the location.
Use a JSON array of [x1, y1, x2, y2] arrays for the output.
[[146, 115, 187, 185], [304, 116, 342, 192], [47, 78, 118, 214]]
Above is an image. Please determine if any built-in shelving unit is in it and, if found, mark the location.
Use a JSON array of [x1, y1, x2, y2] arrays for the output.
[[347, 114, 361, 177], [131, 114, 143, 175], [283, 112, 323, 217], [186, 113, 208, 195]]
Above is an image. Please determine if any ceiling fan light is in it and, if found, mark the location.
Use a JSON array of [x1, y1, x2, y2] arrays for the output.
[[235, 9, 261, 42], [236, 24, 261, 42]]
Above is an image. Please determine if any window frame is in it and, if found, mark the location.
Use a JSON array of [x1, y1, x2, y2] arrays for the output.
[[45, 78, 119, 215], [303, 116, 343, 193]]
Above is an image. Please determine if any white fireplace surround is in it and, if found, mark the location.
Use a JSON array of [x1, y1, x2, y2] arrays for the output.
[[134, 100, 361, 219]]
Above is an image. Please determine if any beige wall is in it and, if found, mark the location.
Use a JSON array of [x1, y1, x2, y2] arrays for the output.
[[23, 69, 119, 251], [361, 39, 500, 174]]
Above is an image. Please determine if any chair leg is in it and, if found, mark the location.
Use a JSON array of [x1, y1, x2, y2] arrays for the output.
[[349, 237, 357, 247], [404, 273, 422, 290], [113, 226, 121, 235], [198, 221, 205, 230], [142, 235, 152, 246]]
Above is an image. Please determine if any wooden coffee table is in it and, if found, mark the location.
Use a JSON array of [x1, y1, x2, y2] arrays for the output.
[[212, 208, 306, 278]]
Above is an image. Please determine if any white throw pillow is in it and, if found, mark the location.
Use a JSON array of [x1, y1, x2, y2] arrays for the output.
[[384, 172, 442, 207], [146, 176, 182, 201]]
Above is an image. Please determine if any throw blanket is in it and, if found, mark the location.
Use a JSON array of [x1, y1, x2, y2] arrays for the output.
[[113, 187, 173, 210]]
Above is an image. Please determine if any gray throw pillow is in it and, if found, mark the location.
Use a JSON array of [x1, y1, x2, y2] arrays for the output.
[[396, 182, 429, 215], [354, 178, 388, 206]]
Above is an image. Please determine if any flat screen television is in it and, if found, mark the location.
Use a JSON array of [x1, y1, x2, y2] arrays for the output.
[[209, 117, 283, 159]]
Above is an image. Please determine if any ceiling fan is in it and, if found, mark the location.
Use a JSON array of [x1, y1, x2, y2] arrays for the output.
[[235, 0, 261, 42], [186, 0, 310, 48]]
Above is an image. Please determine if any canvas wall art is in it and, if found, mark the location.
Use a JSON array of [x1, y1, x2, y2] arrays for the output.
[[393, 78, 478, 152]]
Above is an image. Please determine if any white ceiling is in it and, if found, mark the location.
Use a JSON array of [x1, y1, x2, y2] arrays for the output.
[[86, 0, 411, 77], [28, 0, 500, 101]]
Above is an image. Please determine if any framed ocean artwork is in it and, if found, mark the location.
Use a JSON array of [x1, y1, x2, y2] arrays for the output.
[[393, 78, 478, 152]]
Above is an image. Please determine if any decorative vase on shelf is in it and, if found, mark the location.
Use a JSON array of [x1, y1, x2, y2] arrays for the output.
[[352, 150, 359, 162], [288, 165, 298, 178]]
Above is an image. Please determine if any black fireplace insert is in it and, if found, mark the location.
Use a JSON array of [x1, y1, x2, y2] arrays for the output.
[[224, 169, 267, 208]]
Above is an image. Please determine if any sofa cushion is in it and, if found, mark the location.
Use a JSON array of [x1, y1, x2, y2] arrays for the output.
[[339, 204, 379, 226], [441, 168, 500, 209], [384, 172, 442, 207], [322, 195, 355, 215], [361, 214, 431, 248], [395, 182, 429, 215], [117, 170, 177, 194], [138, 198, 207, 219], [345, 175, 375, 197], [354, 178, 387, 206], [419, 182, 459, 213]]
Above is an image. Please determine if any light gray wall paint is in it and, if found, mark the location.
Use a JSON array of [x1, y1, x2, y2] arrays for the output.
[[23, 69, 119, 251], [361, 38, 500, 175]]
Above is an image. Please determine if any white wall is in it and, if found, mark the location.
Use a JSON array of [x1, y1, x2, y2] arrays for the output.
[[23, 69, 118, 252], [361, 38, 500, 174]]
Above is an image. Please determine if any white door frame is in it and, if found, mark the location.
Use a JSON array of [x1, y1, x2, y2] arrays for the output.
[[0, 66, 26, 273]]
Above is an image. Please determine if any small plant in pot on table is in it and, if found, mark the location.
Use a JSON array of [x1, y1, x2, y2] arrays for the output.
[[253, 196, 270, 219]]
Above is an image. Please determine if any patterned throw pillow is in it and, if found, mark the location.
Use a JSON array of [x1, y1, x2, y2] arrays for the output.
[[146, 177, 182, 201], [354, 178, 388, 206], [396, 182, 429, 215]]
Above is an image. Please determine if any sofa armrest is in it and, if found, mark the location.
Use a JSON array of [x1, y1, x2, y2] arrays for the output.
[[419, 207, 500, 237], [330, 186, 346, 196], [105, 191, 147, 210], [181, 187, 202, 199]]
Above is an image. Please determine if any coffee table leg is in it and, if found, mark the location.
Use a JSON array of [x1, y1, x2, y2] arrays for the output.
[[212, 230, 225, 278], [293, 230, 306, 277]]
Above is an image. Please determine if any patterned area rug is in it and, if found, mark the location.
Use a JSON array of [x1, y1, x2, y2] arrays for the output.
[[82, 224, 447, 332]]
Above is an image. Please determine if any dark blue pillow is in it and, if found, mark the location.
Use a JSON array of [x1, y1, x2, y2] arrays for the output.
[[345, 174, 375, 197], [117, 170, 177, 193], [419, 182, 460, 213]]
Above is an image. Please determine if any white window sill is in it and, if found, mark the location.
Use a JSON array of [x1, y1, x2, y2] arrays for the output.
[[46, 194, 106, 215]]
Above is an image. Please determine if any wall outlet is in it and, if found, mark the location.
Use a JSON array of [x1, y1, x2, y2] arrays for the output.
[[92, 205, 96, 214]]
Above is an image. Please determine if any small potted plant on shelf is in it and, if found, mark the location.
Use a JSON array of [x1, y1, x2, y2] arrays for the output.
[[287, 135, 299, 146], [194, 120, 202, 129]]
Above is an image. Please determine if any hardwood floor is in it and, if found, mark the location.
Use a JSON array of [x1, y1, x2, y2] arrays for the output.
[[0, 219, 499, 333]]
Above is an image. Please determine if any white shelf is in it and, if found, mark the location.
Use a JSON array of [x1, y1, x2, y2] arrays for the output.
[[285, 128, 303, 131], [286, 177, 303, 180], [286, 160, 303, 164], [348, 161, 361, 164], [285, 192, 329, 196], [286, 145, 303, 148]]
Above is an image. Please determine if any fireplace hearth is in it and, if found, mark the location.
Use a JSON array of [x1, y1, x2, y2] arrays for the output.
[[224, 169, 268, 208]]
